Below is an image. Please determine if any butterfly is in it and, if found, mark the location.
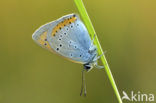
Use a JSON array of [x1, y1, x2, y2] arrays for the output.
[[32, 13, 104, 96]]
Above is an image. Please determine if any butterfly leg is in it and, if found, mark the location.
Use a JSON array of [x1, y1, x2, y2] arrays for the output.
[[95, 63, 104, 69], [90, 34, 96, 48], [94, 51, 107, 69], [93, 51, 106, 62], [91, 34, 96, 44], [80, 69, 87, 96]]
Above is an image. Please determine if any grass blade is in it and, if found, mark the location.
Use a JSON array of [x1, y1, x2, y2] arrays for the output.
[[74, 0, 123, 102]]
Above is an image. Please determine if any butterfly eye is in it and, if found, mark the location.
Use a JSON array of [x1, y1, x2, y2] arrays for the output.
[[59, 38, 61, 41], [64, 33, 66, 35], [80, 55, 82, 57], [44, 43, 47, 45], [84, 65, 91, 70], [59, 44, 62, 47]]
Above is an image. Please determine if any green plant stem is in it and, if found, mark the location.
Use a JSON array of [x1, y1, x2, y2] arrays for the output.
[[74, 0, 122, 103]]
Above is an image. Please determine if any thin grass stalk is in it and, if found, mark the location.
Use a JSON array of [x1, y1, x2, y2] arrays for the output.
[[74, 0, 122, 103]]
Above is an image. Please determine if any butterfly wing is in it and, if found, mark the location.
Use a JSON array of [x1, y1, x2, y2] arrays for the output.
[[32, 14, 92, 64]]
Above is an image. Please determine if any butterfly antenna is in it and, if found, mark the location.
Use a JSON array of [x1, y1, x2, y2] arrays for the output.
[[80, 69, 84, 96], [84, 69, 87, 96], [80, 69, 87, 96]]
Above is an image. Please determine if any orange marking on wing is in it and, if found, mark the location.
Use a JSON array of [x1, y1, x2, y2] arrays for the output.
[[37, 32, 52, 52], [51, 16, 77, 36]]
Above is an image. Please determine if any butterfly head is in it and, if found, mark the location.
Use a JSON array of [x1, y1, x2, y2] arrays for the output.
[[84, 63, 92, 72], [83, 54, 98, 72]]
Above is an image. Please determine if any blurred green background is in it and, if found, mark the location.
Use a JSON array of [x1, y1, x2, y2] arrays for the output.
[[0, 0, 156, 103]]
